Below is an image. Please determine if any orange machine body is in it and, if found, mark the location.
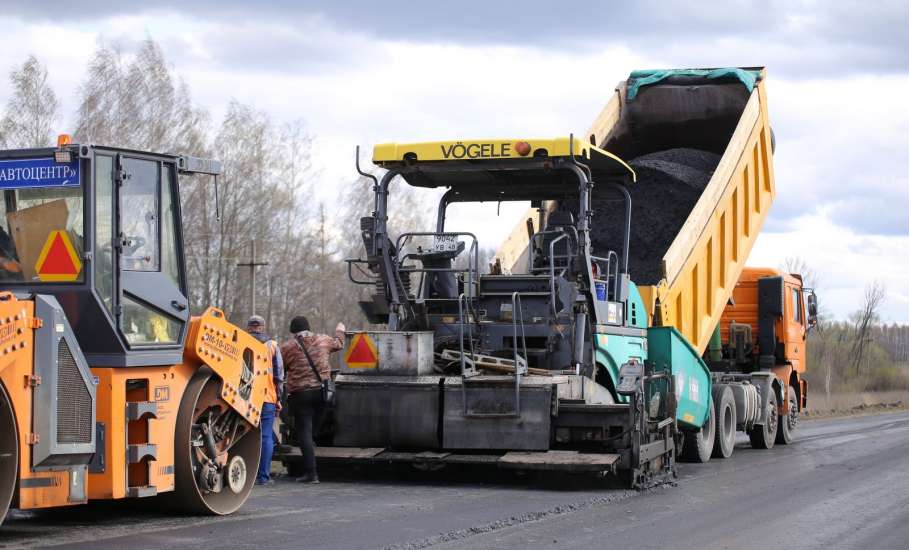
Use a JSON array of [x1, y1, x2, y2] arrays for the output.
[[0, 295, 270, 510]]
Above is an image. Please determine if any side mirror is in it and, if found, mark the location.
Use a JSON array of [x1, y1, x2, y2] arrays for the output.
[[806, 290, 818, 328]]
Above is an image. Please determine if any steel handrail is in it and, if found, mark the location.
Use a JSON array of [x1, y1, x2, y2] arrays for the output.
[[548, 233, 570, 318], [345, 258, 379, 285], [457, 292, 477, 378], [510, 291, 529, 416], [590, 250, 619, 301], [527, 226, 578, 273], [394, 232, 479, 311]]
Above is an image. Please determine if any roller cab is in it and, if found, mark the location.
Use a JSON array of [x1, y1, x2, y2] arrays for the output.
[[0, 139, 269, 524]]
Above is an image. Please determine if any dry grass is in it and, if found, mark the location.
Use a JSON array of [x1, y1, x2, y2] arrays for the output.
[[804, 390, 909, 418]]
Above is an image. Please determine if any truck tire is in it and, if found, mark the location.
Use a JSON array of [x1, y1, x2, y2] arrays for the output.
[[776, 386, 799, 445], [748, 387, 778, 449], [681, 398, 715, 463], [711, 386, 737, 459]]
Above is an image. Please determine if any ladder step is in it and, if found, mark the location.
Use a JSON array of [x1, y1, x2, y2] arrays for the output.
[[126, 401, 158, 421], [498, 450, 620, 472], [127, 486, 157, 498], [127, 444, 157, 464]]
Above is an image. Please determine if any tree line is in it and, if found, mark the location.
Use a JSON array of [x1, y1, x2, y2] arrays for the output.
[[0, 40, 428, 338], [874, 324, 909, 363], [801, 276, 909, 399]]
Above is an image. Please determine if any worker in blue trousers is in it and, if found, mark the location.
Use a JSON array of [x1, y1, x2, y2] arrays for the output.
[[247, 315, 284, 486]]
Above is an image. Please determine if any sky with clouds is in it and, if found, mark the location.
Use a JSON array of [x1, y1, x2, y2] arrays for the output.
[[1, 0, 906, 321]]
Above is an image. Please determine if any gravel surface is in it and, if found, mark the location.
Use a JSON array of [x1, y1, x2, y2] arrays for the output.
[[590, 148, 720, 285], [4, 411, 909, 550]]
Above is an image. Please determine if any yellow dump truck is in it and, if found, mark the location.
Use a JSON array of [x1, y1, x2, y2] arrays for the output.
[[493, 67, 817, 459]]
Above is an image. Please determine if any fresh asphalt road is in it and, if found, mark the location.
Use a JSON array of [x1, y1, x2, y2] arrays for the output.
[[3, 411, 909, 550]]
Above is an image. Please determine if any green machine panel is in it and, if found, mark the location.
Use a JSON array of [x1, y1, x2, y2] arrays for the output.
[[647, 326, 711, 430]]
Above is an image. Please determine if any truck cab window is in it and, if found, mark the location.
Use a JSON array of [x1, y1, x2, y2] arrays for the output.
[[120, 158, 160, 272], [792, 288, 802, 324]]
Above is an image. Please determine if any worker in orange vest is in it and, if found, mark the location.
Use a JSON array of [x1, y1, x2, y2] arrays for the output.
[[247, 315, 284, 486]]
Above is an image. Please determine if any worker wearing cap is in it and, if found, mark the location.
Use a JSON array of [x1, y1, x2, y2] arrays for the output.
[[281, 315, 345, 483], [247, 315, 284, 486]]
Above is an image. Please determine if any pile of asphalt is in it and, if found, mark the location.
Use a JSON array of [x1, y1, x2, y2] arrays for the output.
[[590, 148, 721, 286]]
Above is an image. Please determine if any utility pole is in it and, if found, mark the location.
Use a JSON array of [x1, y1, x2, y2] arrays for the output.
[[237, 238, 269, 316]]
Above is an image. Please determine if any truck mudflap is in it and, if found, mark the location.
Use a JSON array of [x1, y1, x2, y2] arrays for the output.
[[280, 446, 621, 474]]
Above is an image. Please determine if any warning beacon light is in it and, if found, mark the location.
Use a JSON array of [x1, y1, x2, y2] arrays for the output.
[[55, 134, 73, 164]]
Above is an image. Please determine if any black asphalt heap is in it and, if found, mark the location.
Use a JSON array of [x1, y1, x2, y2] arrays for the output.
[[589, 148, 721, 286]]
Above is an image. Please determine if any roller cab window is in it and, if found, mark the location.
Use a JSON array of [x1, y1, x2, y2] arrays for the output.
[[0, 157, 84, 283], [116, 155, 188, 347]]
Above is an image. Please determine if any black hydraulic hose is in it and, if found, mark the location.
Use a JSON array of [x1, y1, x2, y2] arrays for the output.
[[374, 169, 397, 257], [574, 311, 587, 375], [201, 423, 219, 464], [436, 190, 454, 233], [355, 145, 380, 217]]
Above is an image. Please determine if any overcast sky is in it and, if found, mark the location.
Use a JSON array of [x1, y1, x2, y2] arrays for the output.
[[1, 0, 907, 321]]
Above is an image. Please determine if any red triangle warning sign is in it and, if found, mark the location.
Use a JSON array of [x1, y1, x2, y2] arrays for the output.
[[344, 333, 378, 369], [35, 230, 82, 282]]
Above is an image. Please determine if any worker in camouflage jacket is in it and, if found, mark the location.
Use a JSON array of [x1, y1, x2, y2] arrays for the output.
[[281, 315, 345, 483]]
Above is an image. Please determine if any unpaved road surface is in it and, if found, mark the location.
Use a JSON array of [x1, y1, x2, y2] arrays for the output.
[[3, 411, 909, 549]]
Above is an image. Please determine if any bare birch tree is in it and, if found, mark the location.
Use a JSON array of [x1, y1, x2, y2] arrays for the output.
[[781, 256, 818, 290], [74, 39, 208, 155], [0, 55, 59, 148], [850, 280, 886, 375]]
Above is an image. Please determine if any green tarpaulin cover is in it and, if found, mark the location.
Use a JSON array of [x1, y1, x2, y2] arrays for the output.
[[626, 68, 760, 99]]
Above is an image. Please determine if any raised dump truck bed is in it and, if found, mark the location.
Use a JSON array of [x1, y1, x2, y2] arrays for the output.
[[587, 67, 775, 354], [498, 69, 776, 355]]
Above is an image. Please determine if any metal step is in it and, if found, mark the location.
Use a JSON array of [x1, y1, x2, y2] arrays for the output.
[[303, 447, 619, 474], [498, 450, 620, 472], [126, 401, 158, 421], [558, 402, 630, 413], [480, 291, 551, 297], [127, 486, 157, 498], [127, 444, 157, 464]]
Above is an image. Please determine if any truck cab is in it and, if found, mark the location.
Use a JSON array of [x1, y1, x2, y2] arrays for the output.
[[715, 267, 818, 409]]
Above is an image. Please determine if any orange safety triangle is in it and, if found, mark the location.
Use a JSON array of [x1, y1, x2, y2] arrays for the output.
[[38, 232, 79, 276], [346, 334, 377, 364]]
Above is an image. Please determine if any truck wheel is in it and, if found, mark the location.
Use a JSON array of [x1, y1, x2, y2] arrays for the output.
[[776, 386, 799, 445], [711, 386, 737, 459], [681, 398, 715, 463], [748, 387, 778, 449], [0, 384, 18, 526]]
